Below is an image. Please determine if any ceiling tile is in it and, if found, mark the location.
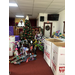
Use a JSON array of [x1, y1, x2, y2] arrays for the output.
[[45, 11, 57, 13], [17, 0, 33, 2], [34, 0, 53, 2], [50, 3, 65, 6], [34, 8, 46, 10], [9, 0, 65, 18], [55, 7, 65, 13], [9, 7, 20, 11], [34, 4, 48, 7], [16, 0, 33, 3], [13, 12, 24, 15], [48, 5, 63, 8], [33, 10, 45, 13], [53, 0, 65, 3], [18, 4, 33, 7], [21, 9, 32, 12], [46, 8, 59, 11], [45, 8, 58, 13], [21, 10, 32, 14], [9, 0, 16, 3], [34, 5, 47, 8], [21, 11, 32, 14], [34, 2, 50, 5], [19, 7, 32, 10]]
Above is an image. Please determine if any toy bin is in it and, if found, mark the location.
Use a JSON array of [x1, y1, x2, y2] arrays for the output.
[[9, 36, 15, 56], [51, 42, 65, 75], [44, 38, 63, 67]]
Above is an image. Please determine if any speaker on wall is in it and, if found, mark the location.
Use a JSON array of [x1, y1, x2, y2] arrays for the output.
[[40, 16, 44, 21]]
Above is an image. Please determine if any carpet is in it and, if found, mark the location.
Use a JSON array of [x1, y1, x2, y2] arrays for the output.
[[9, 50, 54, 75]]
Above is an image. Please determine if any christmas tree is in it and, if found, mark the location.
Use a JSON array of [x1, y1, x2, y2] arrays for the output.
[[20, 16, 34, 40]]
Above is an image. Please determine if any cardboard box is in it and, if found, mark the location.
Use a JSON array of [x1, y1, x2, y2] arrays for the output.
[[44, 38, 63, 67], [9, 36, 15, 56], [51, 42, 65, 75]]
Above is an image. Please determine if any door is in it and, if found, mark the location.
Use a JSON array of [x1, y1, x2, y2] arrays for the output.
[[44, 22, 52, 37]]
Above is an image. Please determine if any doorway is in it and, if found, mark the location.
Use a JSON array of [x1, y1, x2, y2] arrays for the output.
[[43, 22, 52, 37]]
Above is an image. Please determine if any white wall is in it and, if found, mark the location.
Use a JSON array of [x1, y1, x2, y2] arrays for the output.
[[37, 10, 65, 34], [37, 13, 59, 34], [58, 10, 65, 34]]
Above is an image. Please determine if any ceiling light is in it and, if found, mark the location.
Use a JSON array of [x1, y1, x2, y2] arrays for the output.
[[9, 3, 18, 7], [16, 15, 24, 18]]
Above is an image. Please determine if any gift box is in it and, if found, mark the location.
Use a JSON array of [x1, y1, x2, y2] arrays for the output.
[[9, 36, 15, 56]]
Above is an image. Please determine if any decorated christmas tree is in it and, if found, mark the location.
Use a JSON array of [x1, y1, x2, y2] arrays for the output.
[[20, 15, 34, 40]]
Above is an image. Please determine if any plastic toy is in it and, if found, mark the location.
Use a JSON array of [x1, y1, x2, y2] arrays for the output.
[[36, 44, 43, 51], [33, 39, 44, 53], [14, 55, 30, 64], [9, 55, 20, 63], [29, 40, 34, 53], [9, 42, 23, 63], [14, 48, 18, 56], [33, 39, 38, 54], [9, 41, 23, 63], [11, 47, 29, 64], [14, 54, 37, 64]]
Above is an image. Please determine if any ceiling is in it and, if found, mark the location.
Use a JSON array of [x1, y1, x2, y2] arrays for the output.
[[9, 0, 65, 18]]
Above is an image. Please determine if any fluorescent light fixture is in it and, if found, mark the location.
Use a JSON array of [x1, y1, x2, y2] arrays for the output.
[[9, 3, 18, 7], [16, 15, 24, 18]]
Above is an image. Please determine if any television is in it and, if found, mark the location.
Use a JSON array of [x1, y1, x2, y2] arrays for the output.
[[47, 14, 59, 21]]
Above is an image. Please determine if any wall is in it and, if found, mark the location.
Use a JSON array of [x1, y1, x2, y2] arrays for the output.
[[58, 10, 65, 34], [15, 18, 25, 23], [9, 17, 37, 27], [37, 13, 58, 34], [15, 18, 37, 27], [37, 10, 65, 34], [9, 17, 15, 26], [29, 19, 37, 27]]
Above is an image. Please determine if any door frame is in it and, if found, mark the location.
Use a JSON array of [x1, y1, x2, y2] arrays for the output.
[[43, 22, 52, 37], [63, 21, 65, 34]]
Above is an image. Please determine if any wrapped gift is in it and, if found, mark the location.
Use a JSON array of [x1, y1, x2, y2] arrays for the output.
[[9, 36, 15, 56]]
